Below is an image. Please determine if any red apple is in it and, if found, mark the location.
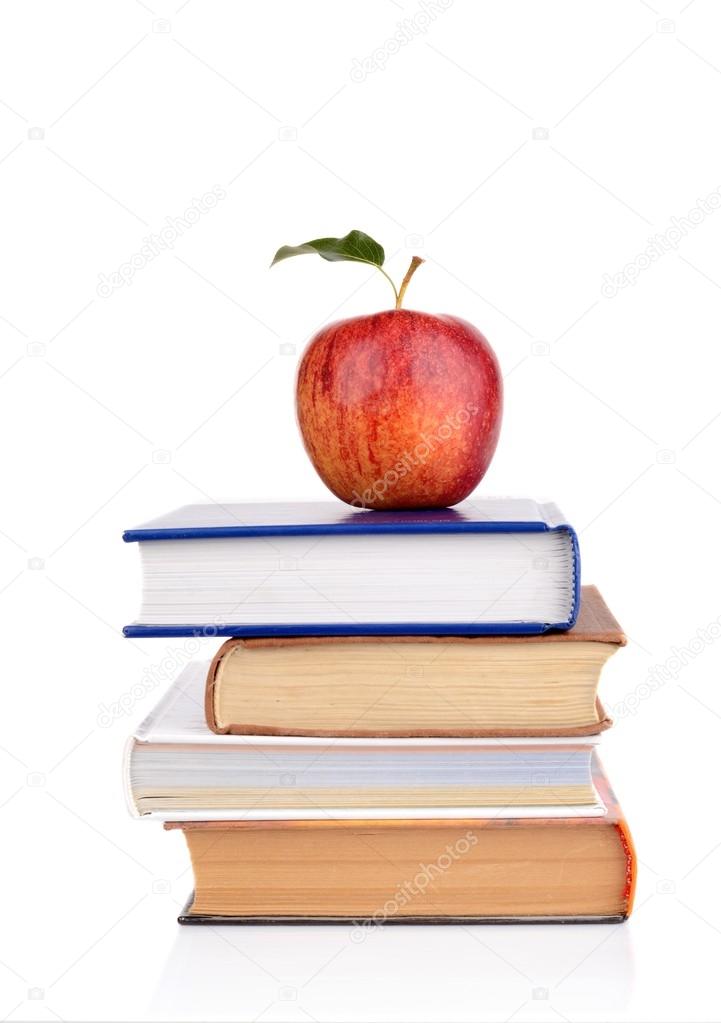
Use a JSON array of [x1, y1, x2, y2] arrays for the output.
[[296, 309, 502, 509], [272, 231, 503, 509]]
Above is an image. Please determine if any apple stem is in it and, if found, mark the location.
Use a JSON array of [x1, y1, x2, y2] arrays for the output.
[[396, 256, 425, 309]]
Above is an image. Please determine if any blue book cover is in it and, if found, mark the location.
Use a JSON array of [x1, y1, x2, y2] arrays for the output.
[[123, 498, 580, 638]]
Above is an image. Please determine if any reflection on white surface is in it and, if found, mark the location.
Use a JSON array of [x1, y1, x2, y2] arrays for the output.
[[150, 910, 634, 1022]]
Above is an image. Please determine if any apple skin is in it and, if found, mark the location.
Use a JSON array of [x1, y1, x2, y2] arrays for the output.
[[296, 309, 502, 509]]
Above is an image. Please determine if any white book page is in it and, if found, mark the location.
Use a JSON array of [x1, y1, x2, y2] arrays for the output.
[[135, 531, 576, 626]]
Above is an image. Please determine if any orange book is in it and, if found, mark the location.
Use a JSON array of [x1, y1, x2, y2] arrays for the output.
[[167, 755, 635, 924]]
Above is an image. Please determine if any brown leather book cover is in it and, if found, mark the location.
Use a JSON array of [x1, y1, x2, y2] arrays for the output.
[[204, 585, 625, 739]]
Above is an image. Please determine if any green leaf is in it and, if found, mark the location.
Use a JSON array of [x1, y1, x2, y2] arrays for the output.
[[271, 230, 385, 269]]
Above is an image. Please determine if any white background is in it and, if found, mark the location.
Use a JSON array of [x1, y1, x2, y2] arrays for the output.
[[2, 0, 721, 1019]]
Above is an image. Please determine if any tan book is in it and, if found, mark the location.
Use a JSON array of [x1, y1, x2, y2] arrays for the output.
[[167, 755, 636, 924], [205, 585, 624, 739]]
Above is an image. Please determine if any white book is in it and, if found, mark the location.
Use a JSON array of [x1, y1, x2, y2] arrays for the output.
[[125, 662, 604, 821]]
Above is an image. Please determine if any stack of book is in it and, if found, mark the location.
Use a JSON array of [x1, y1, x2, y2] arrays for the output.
[[123, 499, 636, 924]]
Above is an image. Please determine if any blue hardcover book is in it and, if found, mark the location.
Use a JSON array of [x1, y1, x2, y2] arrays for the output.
[[123, 499, 580, 638]]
